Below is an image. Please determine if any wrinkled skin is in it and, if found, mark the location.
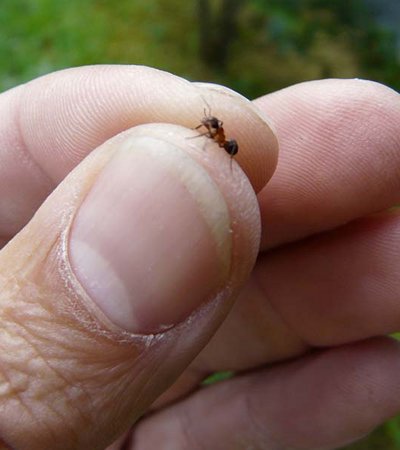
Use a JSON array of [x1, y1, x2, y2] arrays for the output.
[[0, 66, 400, 450]]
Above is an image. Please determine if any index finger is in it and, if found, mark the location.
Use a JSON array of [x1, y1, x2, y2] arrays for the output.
[[0, 65, 278, 243], [254, 79, 400, 250]]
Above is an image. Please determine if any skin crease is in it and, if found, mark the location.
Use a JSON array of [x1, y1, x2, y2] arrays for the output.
[[0, 67, 400, 449]]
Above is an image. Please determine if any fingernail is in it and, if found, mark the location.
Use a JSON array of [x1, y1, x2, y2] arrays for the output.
[[69, 136, 232, 333]]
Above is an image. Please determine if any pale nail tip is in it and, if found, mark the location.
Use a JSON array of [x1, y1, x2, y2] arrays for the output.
[[69, 240, 138, 329]]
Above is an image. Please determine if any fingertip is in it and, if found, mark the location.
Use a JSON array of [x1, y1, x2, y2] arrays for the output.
[[253, 78, 400, 249], [0, 65, 278, 245], [0, 121, 263, 450], [192, 82, 279, 193]]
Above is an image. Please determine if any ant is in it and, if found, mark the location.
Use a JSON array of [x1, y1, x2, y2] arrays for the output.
[[191, 104, 239, 168]]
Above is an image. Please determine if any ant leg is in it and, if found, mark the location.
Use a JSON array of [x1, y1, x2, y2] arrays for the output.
[[186, 131, 211, 140]]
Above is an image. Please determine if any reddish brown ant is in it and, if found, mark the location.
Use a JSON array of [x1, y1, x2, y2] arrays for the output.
[[191, 104, 239, 168]]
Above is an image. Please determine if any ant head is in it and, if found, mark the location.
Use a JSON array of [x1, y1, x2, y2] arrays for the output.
[[201, 116, 223, 131], [224, 139, 239, 157], [209, 116, 222, 129]]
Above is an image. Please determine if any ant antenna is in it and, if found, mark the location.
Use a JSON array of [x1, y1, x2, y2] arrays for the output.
[[200, 94, 212, 118]]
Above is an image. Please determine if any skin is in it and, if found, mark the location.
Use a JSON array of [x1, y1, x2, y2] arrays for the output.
[[0, 66, 399, 450]]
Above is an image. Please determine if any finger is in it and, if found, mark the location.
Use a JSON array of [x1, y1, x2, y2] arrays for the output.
[[0, 65, 277, 242], [0, 124, 260, 450], [194, 209, 400, 374], [254, 79, 400, 249], [255, 209, 400, 346], [190, 81, 400, 373], [132, 338, 400, 450], [173, 80, 400, 375], [192, 272, 308, 372]]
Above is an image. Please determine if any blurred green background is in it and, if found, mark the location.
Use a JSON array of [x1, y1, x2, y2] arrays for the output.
[[1, 0, 400, 449], [1, 0, 399, 96]]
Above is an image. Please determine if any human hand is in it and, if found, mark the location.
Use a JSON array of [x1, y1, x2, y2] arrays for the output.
[[0, 66, 399, 450], [131, 78, 400, 450], [0, 65, 275, 449], [156, 78, 400, 450]]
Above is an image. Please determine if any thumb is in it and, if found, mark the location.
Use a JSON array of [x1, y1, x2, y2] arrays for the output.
[[0, 123, 266, 450]]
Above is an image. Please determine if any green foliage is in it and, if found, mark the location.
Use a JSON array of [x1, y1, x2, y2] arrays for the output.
[[1, 0, 399, 97], [230, 0, 400, 96], [0, 0, 199, 91], [0, 0, 109, 88], [202, 371, 234, 385], [386, 416, 400, 448]]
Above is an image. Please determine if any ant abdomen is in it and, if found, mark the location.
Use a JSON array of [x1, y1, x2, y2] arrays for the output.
[[223, 139, 238, 157]]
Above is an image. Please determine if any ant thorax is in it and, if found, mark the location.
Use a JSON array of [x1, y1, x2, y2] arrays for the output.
[[193, 103, 239, 161]]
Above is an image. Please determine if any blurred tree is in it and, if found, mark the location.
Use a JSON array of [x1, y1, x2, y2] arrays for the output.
[[197, 0, 245, 69], [221, 0, 400, 95]]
